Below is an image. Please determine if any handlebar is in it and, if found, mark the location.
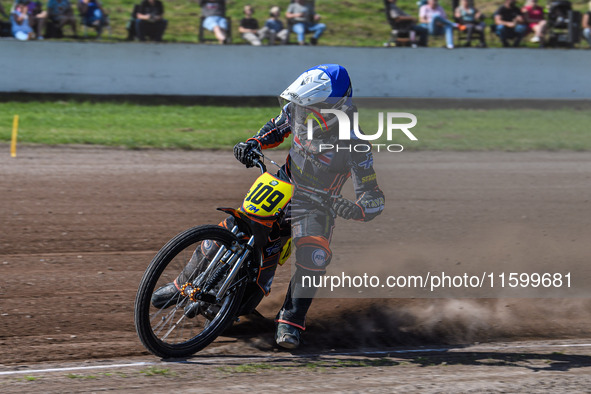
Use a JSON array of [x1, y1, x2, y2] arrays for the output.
[[246, 148, 341, 218], [256, 161, 266, 174], [250, 149, 267, 174]]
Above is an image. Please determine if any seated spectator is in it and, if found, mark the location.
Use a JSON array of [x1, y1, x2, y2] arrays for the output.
[[201, 0, 228, 44], [454, 0, 486, 47], [522, 0, 546, 45], [286, 0, 325, 45], [11, 0, 46, 39], [386, 0, 428, 47], [583, 1, 591, 47], [494, 0, 527, 47], [77, 0, 108, 38], [47, 0, 77, 36], [239, 4, 261, 46], [135, 0, 166, 41], [419, 0, 463, 49], [10, 2, 34, 39], [259, 5, 288, 45]]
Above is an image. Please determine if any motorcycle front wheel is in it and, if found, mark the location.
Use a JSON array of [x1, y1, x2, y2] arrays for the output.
[[134, 225, 246, 358]]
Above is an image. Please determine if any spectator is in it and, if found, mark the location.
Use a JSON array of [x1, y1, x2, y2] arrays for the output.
[[77, 0, 109, 38], [286, 0, 325, 45], [386, 0, 429, 47], [419, 0, 462, 49], [386, 0, 428, 47], [522, 0, 546, 45], [12, 0, 46, 39], [494, 0, 527, 47], [10, 2, 34, 39], [135, 0, 166, 41], [454, 0, 486, 47], [239, 4, 261, 46], [259, 5, 288, 45], [200, 0, 228, 44], [47, 0, 77, 36], [583, 1, 591, 47]]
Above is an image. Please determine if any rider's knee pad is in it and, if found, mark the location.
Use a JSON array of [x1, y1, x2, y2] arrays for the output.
[[200, 238, 219, 260], [294, 236, 332, 272]]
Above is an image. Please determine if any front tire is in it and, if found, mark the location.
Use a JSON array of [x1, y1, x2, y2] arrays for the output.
[[134, 225, 245, 358]]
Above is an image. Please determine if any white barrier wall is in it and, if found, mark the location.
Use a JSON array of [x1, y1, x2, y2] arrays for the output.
[[0, 41, 589, 99]]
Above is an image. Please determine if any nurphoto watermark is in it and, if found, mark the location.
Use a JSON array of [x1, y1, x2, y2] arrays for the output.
[[306, 109, 418, 153]]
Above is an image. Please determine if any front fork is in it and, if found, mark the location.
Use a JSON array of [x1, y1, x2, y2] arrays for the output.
[[182, 226, 255, 317]]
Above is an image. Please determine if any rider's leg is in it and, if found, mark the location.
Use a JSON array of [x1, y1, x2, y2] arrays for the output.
[[276, 266, 323, 327], [151, 216, 236, 308], [276, 235, 332, 348], [177, 215, 235, 285]]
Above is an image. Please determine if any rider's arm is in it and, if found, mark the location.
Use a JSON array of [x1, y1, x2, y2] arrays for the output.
[[349, 149, 385, 222], [247, 105, 292, 149]]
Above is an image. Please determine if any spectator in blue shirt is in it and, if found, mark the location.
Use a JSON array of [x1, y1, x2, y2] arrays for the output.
[[259, 5, 288, 45], [78, 0, 109, 38], [10, 0, 47, 39], [10, 2, 34, 39]]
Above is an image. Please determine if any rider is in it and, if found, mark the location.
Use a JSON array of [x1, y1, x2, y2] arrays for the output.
[[152, 64, 384, 349], [233, 64, 385, 348]]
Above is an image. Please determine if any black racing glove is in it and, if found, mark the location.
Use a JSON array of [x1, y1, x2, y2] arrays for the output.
[[233, 140, 259, 168], [332, 198, 363, 220]]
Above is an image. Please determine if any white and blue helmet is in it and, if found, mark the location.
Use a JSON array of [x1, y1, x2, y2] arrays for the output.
[[280, 65, 353, 151], [279, 64, 353, 108]]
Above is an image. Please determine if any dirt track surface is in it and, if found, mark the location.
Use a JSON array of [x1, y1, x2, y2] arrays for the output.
[[1, 145, 590, 391]]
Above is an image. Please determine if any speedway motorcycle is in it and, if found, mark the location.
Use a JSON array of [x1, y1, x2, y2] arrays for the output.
[[134, 151, 337, 358]]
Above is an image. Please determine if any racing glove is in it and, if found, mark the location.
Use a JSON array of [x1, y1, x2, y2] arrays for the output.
[[233, 140, 259, 168], [332, 198, 363, 220]]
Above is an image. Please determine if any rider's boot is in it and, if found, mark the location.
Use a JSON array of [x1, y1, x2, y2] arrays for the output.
[[151, 281, 182, 308], [151, 247, 208, 308], [275, 322, 302, 349], [274, 268, 321, 349]]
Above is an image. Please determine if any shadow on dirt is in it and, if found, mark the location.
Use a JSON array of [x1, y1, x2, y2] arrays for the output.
[[402, 351, 591, 372], [175, 350, 591, 373]]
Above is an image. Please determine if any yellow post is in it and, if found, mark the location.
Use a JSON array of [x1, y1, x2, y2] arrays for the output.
[[11, 115, 19, 158]]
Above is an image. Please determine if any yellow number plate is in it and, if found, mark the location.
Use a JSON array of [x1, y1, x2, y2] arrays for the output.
[[242, 173, 293, 218]]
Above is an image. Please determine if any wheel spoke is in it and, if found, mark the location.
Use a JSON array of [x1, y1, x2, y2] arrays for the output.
[[153, 306, 182, 336], [162, 314, 187, 341]]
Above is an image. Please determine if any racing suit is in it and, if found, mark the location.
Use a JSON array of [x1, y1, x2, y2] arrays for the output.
[[239, 103, 385, 330]]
